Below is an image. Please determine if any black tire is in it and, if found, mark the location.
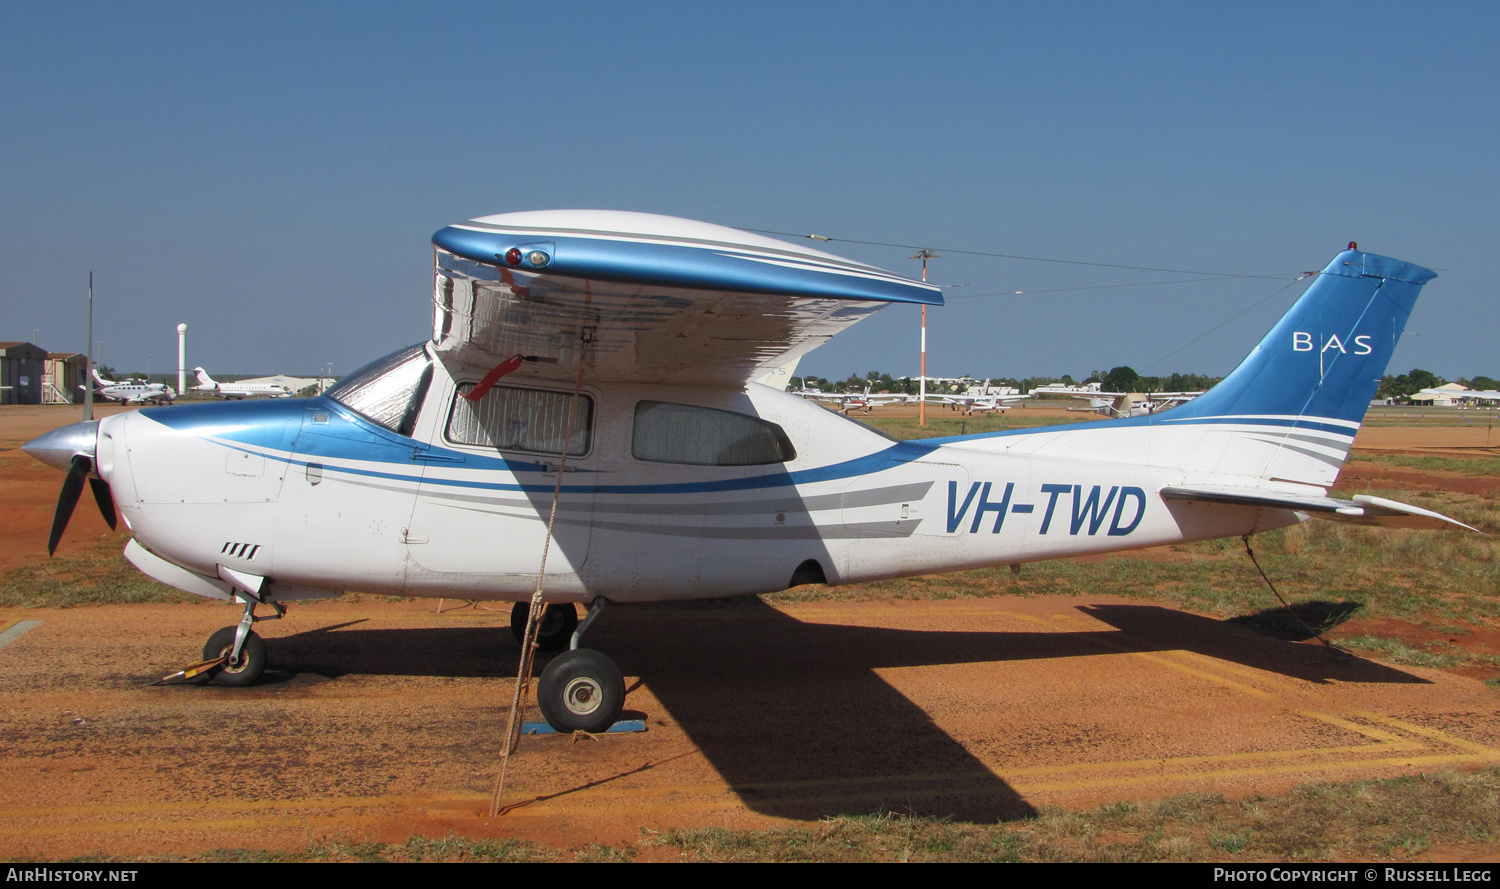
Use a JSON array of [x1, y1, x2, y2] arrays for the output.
[[202, 626, 266, 687], [510, 602, 579, 652], [537, 649, 625, 733]]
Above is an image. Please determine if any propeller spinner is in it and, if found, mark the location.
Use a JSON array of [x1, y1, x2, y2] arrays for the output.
[[21, 420, 117, 555]]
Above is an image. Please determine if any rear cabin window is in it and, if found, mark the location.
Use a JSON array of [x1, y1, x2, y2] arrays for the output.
[[448, 383, 593, 457], [632, 401, 795, 466]]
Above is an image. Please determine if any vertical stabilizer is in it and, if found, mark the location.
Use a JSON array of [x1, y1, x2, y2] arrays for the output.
[[1168, 249, 1434, 426], [979, 249, 1438, 488], [1155, 248, 1435, 485]]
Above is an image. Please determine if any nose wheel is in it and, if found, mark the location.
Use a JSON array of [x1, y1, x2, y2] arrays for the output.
[[202, 626, 266, 687], [164, 595, 282, 687]]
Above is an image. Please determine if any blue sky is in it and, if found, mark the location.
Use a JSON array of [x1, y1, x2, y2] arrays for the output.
[[2, 2, 1495, 382]]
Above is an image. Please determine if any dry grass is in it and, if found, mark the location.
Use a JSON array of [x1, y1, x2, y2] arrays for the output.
[[0, 535, 191, 607], [861, 411, 1085, 440], [1360, 406, 1500, 428]]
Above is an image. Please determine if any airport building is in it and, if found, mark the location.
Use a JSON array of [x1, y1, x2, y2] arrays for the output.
[[0, 342, 47, 405]]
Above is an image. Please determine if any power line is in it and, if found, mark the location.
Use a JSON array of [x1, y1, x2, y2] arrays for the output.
[[1140, 274, 1312, 372], [947, 274, 1261, 299], [747, 228, 1300, 281]]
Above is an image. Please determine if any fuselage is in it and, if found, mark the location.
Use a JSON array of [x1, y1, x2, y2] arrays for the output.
[[194, 370, 292, 399], [99, 345, 1286, 605], [98, 383, 174, 404]]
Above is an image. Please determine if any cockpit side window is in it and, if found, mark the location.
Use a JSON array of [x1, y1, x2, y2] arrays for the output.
[[326, 343, 433, 436]]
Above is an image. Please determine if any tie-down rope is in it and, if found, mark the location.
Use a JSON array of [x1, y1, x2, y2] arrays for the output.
[[491, 329, 593, 816]]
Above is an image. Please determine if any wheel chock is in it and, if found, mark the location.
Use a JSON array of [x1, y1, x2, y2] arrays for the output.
[[155, 654, 228, 685], [520, 719, 646, 736]]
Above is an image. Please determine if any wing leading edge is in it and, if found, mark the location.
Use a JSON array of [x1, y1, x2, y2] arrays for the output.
[[429, 210, 942, 386]]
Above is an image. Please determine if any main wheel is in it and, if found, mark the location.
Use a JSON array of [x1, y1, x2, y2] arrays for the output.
[[537, 649, 625, 733], [510, 602, 579, 652], [202, 626, 266, 687]]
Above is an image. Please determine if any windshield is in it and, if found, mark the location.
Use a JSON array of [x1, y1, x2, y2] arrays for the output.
[[326, 343, 433, 436]]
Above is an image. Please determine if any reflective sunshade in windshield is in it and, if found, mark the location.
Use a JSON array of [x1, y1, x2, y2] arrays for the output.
[[326, 344, 433, 436]]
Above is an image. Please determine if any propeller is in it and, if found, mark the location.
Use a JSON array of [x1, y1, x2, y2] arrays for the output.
[[47, 454, 116, 556]]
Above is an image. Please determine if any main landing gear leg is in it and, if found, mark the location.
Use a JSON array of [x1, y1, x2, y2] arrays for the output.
[[537, 597, 625, 733]]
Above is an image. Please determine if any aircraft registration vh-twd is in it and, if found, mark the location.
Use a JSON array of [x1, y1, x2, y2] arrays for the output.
[[23, 212, 1473, 733]]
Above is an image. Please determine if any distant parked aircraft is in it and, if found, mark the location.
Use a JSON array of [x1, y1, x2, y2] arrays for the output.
[[1033, 384, 1200, 418], [91, 368, 174, 405], [193, 368, 293, 399], [930, 380, 1030, 415]]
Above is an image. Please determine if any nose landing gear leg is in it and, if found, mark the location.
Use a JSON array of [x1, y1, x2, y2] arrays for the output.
[[160, 594, 284, 686]]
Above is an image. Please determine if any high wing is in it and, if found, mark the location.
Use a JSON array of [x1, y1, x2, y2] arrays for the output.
[[429, 210, 942, 386]]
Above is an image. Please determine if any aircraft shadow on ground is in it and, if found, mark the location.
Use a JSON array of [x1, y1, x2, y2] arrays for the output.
[[259, 598, 1426, 823]]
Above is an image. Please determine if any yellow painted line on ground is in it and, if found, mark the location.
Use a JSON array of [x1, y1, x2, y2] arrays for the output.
[[1167, 649, 1323, 697], [528, 749, 1500, 815], [1295, 709, 1414, 744], [1007, 610, 1279, 698], [1358, 711, 1500, 756], [1125, 650, 1278, 699]]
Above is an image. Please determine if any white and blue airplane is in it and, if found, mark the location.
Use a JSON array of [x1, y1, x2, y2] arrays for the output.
[[23, 212, 1471, 733]]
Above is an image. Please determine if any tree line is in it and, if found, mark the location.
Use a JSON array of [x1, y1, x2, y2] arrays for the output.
[[1376, 370, 1498, 400], [794, 366, 1499, 402], [793, 366, 1219, 395]]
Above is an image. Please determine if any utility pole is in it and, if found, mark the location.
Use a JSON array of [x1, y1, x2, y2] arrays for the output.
[[84, 275, 94, 420], [910, 250, 939, 427]]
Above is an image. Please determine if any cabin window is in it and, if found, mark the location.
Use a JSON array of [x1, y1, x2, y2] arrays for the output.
[[326, 343, 432, 436], [448, 384, 593, 457], [632, 401, 796, 466]]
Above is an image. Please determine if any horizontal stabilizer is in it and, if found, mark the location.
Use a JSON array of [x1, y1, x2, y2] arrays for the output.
[[1161, 485, 1477, 531]]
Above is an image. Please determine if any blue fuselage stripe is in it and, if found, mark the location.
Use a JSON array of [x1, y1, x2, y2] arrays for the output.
[[144, 398, 1352, 497]]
